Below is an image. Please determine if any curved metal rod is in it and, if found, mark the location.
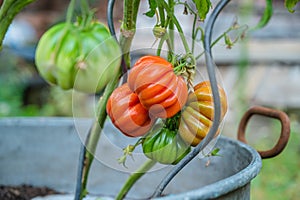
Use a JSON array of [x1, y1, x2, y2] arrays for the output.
[[107, 0, 116, 38], [74, 142, 86, 200], [107, 0, 128, 78], [152, 0, 231, 197]]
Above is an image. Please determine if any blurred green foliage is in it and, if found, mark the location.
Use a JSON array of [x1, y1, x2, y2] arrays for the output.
[[251, 120, 300, 200], [0, 50, 82, 117], [0, 50, 42, 116]]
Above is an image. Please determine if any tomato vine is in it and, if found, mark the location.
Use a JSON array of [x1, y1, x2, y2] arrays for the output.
[[0, 0, 299, 200], [0, 0, 37, 50]]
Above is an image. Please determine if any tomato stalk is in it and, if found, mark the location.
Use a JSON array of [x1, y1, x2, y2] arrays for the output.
[[154, 0, 191, 59], [153, 7, 173, 57], [155, 2, 176, 59], [66, 0, 94, 29], [164, 112, 181, 131], [156, 0, 191, 54], [115, 159, 157, 200], [76, 75, 120, 200], [78, 0, 95, 29], [154, 3, 168, 56], [80, 0, 90, 17], [177, 2, 199, 54], [195, 21, 247, 60], [117, 138, 144, 167], [155, 29, 173, 57], [191, 14, 199, 54], [0, 0, 36, 50], [167, 0, 175, 55], [119, 0, 141, 72], [75, 1, 140, 199], [66, 0, 76, 25]]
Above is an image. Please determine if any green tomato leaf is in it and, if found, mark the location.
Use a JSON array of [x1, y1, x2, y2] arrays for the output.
[[211, 148, 221, 156], [192, 0, 212, 21], [285, 0, 300, 13], [144, 0, 157, 17], [252, 0, 273, 30]]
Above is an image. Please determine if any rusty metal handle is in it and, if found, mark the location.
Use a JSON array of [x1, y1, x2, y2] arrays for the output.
[[237, 106, 290, 159]]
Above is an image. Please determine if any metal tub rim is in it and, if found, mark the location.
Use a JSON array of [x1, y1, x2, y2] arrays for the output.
[[156, 136, 262, 199]]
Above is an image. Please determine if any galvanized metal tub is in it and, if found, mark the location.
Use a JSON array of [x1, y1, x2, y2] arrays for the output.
[[0, 107, 289, 199]]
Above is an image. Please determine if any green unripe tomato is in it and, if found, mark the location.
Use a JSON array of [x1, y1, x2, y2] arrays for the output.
[[142, 124, 191, 165], [35, 21, 121, 93]]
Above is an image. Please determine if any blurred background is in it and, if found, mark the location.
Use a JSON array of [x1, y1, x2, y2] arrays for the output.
[[0, 0, 299, 199]]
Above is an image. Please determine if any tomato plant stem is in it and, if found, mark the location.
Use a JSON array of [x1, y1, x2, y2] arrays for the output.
[[178, 1, 199, 54], [66, 0, 76, 24], [195, 25, 237, 60], [76, 75, 120, 200], [119, 0, 140, 73], [191, 14, 198, 54], [80, 0, 90, 17], [158, 5, 165, 27], [76, 1, 140, 199], [0, 0, 36, 50], [157, 1, 191, 54], [77, 122, 102, 199], [164, 112, 181, 131], [167, 0, 174, 57], [79, 0, 95, 29], [156, 32, 172, 57], [116, 159, 157, 200], [156, 37, 164, 56]]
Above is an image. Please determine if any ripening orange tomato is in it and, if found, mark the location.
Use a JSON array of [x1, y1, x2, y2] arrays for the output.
[[127, 55, 188, 118]]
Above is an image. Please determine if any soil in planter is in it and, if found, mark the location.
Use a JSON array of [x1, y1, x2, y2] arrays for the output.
[[0, 184, 61, 200]]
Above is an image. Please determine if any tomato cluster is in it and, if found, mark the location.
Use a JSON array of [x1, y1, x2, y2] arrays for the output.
[[106, 55, 228, 165], [107, 55, 188, 137]]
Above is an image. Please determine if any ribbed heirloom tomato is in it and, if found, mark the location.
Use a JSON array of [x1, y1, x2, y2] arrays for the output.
[[106, 83, 155, 137], [128, 56, 188, 118], [178, 81, 228, 146], [35, 21, 121, 93]]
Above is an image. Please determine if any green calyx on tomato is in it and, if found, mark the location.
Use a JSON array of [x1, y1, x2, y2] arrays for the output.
[[172, 53, 196, 85], [128, 55, 188, 118], [35, 20, 122, 93], [142, 120, 191, 165], [178, 81, 228, 146]]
